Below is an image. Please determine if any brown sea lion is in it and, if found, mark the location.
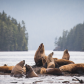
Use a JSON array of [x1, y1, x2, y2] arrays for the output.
[[40, 67, 62, 75], [0, 65, 14, 73], [59, 64, 84, 74], [54, 59, 74, 67], [25, 64, 38, 78], [46, 52, 55, 68], [62, 49, 70, 60], [42, 52, 59, 68], [11, 60, 25, 77], [42, 56, 47, 67], [47, 52, 54, 64], [53, 58, 59, 68], [42, 57, 58, 67], [34, 43, 47, 66], [47, 62, 55, 68]]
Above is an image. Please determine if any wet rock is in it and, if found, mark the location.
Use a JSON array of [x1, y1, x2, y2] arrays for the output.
[[10, 82, 18, 83], [62, 81, 69, 83], [33, 80, 43, 84], [72, 79, 78, 81]]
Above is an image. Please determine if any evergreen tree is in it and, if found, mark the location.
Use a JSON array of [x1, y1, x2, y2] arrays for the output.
[[55, 23, 84, 51], [0, 11, 28, 51]]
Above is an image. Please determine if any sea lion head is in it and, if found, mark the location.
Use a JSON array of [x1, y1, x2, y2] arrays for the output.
[[17, 60, 25, 68], [25, 64, 38, 77], [64, 49, 68, 54], [47, 52, 54, 65], [39, 43, 44, 53], [59, 65, 67, 72], [48, 52, 54, 58], [25, 64, 33, 73], [39, 43, 43, 48], [4, 64, 7, 66]]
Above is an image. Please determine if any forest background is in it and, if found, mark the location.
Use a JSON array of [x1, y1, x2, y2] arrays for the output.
[[0, 11, 84, 51], [0, 11, 28, 51], [0, 0, 84, 50], [54, 23, 84, 51]]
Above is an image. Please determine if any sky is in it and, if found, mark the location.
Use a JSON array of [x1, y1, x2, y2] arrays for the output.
[[0, 0, 84, 50]]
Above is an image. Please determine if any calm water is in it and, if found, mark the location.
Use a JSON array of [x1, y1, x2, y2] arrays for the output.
[[0, 50, 84, 84], [0, 50, 84, 66]]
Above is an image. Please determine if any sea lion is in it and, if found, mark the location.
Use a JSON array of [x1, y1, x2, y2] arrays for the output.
[[46, 52, 55, 68], [34, 43, 47, 66], [42, 52, 59, 68], [42, 56, 47, 67], [0, 65, 14, 73], [47, 62, 55, 68], [11, 60, 25, 77], [40, 67, 62, 75], [42, 56, 58, 67], [62, 49, 70, 60], [54, 59, 74, 67], [59, 64, 84, 74], [25, 64, 38, 78]]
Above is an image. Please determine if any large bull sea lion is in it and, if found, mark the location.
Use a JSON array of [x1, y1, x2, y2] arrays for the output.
[[34, 43, 47, 66]]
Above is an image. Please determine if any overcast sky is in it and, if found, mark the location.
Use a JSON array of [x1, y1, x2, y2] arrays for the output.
[[0, 0, 84, 50]]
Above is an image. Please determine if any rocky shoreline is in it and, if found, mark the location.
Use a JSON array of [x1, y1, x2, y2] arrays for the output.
[[0, 65, 84, 84], [0, 65, 84, 77]]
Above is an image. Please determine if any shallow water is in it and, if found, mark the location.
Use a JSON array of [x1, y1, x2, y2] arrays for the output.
[[0, 50, 84, 84], [0, 74, 84, 84]]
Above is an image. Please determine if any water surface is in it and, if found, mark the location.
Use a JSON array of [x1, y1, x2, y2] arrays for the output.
[[0, 50, 84, 84]]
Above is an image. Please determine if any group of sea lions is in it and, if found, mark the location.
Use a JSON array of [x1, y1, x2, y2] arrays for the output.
[[0, 60, 37, 77], [0, 43, 84, 78], [34, 43, 84, 75]]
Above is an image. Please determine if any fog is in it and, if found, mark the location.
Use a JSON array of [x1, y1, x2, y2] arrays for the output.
[[0, 0, 84, 50]]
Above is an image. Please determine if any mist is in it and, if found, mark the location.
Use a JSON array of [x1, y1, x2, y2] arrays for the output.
[[0, 0, 84, 50]]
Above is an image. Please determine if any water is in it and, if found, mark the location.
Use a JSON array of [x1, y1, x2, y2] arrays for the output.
[[0, 50, 84, 84], [0, 50, 84, 66]]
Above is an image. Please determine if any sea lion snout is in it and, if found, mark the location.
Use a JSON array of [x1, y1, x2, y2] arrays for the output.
[[52, 52, 54, 55], [40, 43, 43, 46], [25, 64, 31, 71], [23, 60, 25, 64]]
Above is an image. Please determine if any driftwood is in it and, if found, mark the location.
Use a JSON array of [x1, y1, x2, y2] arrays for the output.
[[74, 77, 84, 83]]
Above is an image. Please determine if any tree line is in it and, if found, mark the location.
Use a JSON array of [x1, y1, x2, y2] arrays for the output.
[[0, 11, 28, 51], [54, 22, 84, 51]]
